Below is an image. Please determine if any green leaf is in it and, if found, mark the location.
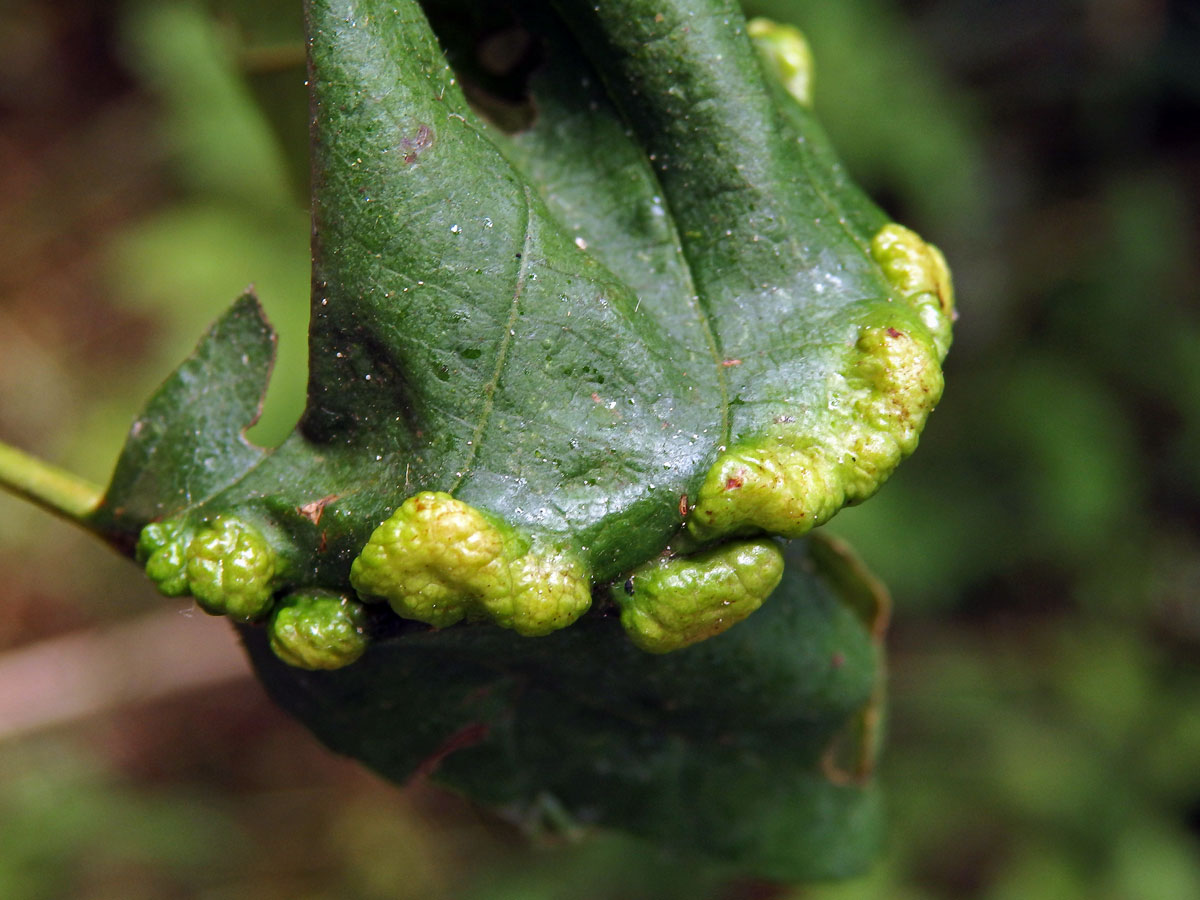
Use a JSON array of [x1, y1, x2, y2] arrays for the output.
[[243, 539, 883, 881], [90, 291, 275, 537], [127, 0, 950, 594], [105, 0, 950, 597], [300, 0, 719, 580], [93, 0, 956, 877]]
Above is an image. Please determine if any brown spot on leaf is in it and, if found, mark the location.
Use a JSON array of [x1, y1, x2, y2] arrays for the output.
[[401, 124, 434, 164], [297, 494, 340, 525], [721, 358, 742, 367], [679, 493, 689, 517]]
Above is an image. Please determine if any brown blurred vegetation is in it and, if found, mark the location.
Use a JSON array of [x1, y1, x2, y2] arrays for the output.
[[1, 1, 1198, 897]]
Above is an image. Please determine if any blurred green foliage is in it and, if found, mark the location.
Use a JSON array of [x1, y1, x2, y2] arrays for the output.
[[0, 0, 1197, 897]]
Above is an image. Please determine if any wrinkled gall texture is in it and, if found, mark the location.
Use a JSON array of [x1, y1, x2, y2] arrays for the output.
[[137, 521, 192, 597], [138, 514, 278, 620], [268, 590, 369, 670], [616, 539, 785, 653], [87, 0, 953, 882], [185, 517, 278, 622], [350, 491, 591, 635]]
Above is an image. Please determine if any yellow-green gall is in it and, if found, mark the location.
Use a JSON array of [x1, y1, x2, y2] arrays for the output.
[[851, 325, 944, 449], [137, 520, 192, 597], [688, 443, 842, 540], [689, 323, 944, 542], [185, 516, 277, 622], [748, 17, 814, 108], [497, 549, 592, 637], [350, 491, 591, 636], [688, 226, 953, 542], [616, 540, 785, 653], [350, 491, 522, 627], [268, 591, 369, 670], [871, 223, 955, 358]]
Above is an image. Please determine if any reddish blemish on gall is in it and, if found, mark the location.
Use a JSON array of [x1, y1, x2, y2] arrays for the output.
[[886, 327, 903, 338]]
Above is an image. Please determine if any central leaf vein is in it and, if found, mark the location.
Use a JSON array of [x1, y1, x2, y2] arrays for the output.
[[448, 186, 535, 493]]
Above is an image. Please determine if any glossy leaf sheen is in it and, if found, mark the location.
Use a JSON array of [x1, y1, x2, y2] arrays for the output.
[[98, 0, 942, 584]]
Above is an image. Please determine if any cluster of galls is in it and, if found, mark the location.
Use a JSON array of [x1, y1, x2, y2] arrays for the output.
[[129, 21, 956, 673], [134, 219, 953, 672], [138, 517, 368, 670], [136, 490, 790, 670]]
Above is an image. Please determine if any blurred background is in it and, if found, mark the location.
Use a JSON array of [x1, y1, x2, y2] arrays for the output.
[[0, 0, 1197, 897]]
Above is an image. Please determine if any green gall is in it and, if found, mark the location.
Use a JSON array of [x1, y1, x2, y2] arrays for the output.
[[616, 540, 785, 653], [350, 491, 591, 635], [494, 549, 592, 637], [690, 321, 943, 542], [137, 520, 192, 597], [185, 516, 278, 622], [871, 223, 955, 358], [748, 17, 815, 108], [686, 222, 952, 542], [689, 444, 842, 541], [349, 491, 523, 627], [268, 590, 369, 670], [136, 520, 179, 562], [851, 325, 944, 451]]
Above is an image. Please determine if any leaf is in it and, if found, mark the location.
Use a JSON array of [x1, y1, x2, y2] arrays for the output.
[[242, 538, 883, 881], [109, 0, 950, 589], [197, 0, 945, 585], [300, 0, 718, 580], [90, 291, 275, 537], [97, 0, 956, 877]]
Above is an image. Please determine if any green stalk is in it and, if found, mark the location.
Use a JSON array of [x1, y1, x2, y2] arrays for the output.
[[0, 440, 103, 525]]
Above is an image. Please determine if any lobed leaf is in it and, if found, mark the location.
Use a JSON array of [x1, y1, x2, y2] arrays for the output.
[[90, 292, 275, 538], [93, 0, 957, 878]]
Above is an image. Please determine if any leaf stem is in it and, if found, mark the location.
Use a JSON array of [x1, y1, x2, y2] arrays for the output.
[[0, 439, 103, 524]]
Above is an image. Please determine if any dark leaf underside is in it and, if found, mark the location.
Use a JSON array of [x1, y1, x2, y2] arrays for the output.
[[244, 539, 884, 881]]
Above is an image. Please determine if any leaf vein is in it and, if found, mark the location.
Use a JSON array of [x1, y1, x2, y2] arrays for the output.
[[448, 187, 535, 492]]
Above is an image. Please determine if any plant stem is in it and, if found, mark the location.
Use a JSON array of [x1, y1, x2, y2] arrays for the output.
[[0, 440, 103, 524]]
